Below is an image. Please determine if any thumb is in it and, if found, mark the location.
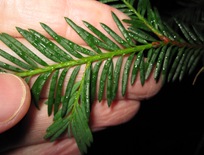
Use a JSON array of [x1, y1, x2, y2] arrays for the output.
[[0, 73, 31, 133]]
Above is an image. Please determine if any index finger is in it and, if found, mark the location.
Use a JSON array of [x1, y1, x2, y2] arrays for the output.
[[0, 0, 128, 44]]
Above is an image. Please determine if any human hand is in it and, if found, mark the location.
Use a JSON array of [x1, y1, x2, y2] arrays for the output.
[[0, 0, 162, 154]]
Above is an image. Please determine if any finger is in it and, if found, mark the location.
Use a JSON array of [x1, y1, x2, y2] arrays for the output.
[[90, 99, 140, 131], [0, 73, 31, 133], [0, 0, 128, 44], [3, 138, 80, 155], [0, 98, 140, 152]]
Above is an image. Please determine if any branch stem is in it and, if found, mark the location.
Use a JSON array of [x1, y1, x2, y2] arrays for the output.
[[16, 44, 152, 77], [122, 0, 165, 40]]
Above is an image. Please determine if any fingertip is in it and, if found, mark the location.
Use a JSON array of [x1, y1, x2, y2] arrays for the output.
[[90, 100, 140, 131], [0, 73, 31, 133]]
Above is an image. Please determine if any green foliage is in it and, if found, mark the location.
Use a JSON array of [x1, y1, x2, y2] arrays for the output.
[[0, 0, 203, 154], [164, 0, 204, 34]]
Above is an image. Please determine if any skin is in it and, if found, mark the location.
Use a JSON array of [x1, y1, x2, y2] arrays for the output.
[[0, 0, 162, 154]]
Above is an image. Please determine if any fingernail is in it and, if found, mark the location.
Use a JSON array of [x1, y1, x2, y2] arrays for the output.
[[0, 73, 26, 123]]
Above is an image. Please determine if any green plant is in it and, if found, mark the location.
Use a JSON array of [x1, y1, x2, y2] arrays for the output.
[[0, 0, 203, 154]]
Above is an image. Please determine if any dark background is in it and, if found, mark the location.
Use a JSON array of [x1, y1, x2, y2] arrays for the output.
[[88, 72, 204, 155], [87, 0, 204, 154]]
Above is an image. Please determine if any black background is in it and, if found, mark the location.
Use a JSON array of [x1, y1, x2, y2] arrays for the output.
[[87, 0, 204, 154]]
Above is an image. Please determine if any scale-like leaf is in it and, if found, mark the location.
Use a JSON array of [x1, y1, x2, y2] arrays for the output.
[[0, 33, 38, 68], [1, 33, 47, 66], [179, 48, 194, 80], [173, 47, 187, 81], [145, 47, 161, 80], [91, 61, 102, 102], [131, 50, 143, 84], [122, 52, 135, 96], [41, 23, 83, 58], [54, 68, 69, 114], [107, 60, 113, 106], [0, 61, 23, 72], [154, 45, 168, 81], [129, 27, 157, 42], [48, 70, 59, 116], [62, 66, 80, 117], [101, 23, 130, 47], [44, 117, 69, 140], [139, 54, 146, 85], [71, 104, 93, 154], [31, 72, 51, 109], [192, 26, 204, 43], [98, 58, 112, 102], [100, 0, 135, 17], [168, 47, 185, 82], [112, 12, 135, 46], [81, 63, 91, 118], [174, 19, 195, 43], [16, 27, 62, 63], [189, 50, 203, 74], [162, 45, 175, 82], [65, 18, 102, 54], [124, 19, 151, 32], [0, 49, 33, 70], [112, 56, 123, 100], [29, 29, 72, 61]]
